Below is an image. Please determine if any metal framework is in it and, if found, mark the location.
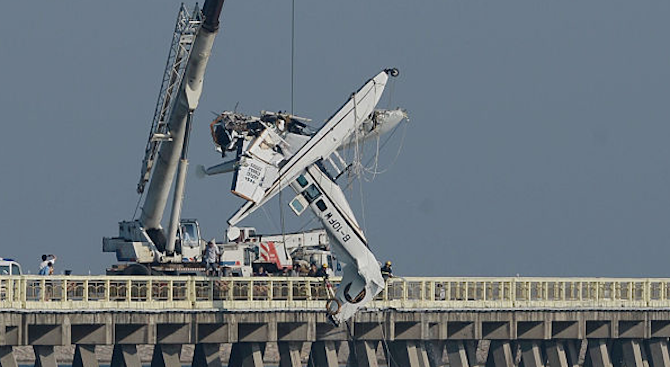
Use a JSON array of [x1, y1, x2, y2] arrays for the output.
[[2, 276, 670, 310], [137, 4, 203, 194]]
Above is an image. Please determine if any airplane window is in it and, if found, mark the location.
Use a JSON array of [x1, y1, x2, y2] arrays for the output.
[[316, 200, 327, 212], [11, 264, 20, 275], [296, 175, 309, 188], [291, 199, 305, 213], [0, 266, 8, 275], [302, 184, 322, 203]]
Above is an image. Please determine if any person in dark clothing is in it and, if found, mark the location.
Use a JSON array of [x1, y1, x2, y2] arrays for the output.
[[307, 263, 318, 277], [315, 263, 329, 278], [381, 261, 393, 281], [254, 266, 269, 277]]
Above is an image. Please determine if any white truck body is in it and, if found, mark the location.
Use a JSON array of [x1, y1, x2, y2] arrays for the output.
[[0, 258, 22, 275]]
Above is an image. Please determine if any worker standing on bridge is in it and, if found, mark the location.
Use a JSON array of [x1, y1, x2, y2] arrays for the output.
[[381, 261, 393, 281], [316, 263, 329, 278], [203, 240, 220, 276], [308, 263, 318, 277], [38, 254, 57, 275]]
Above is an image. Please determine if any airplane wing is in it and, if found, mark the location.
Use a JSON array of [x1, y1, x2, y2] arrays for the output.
[[228, 69, 395, 226]]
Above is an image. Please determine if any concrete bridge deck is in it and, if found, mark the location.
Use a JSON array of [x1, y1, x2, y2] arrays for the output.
[[2, 276, 670, 367]]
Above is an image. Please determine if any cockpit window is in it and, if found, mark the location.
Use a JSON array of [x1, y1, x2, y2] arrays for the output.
[[0, 266, 9, 275]]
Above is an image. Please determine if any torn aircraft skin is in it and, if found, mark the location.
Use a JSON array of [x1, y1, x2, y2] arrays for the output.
[[202, 68, 407, 324]]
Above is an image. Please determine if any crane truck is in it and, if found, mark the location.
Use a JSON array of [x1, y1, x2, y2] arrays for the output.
[[102, 0, 337, 276]]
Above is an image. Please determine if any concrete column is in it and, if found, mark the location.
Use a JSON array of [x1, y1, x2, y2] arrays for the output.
[[192, 343, 222, 367], [426, 341, 445, 367], [151, 344, 182, 367], [546, 341, 570, 367], [73, 345, 99, 367], [648, 339, 670, 367], [490, 341, 515, 367], [110, 344, 142, 367], [622, 340, 648, 367], [388, 341, 421, 367], [33, 346, 57, 367], [417, 342, 432, 367], [520, 342, 545, 367], [278, 342, 303, 367], [309, 341, 339, 367], [0, 346, 18, 367], [587, 340, 612, 367], [228, 343, 265, 367], [352, 341, 379, 367], [566, 341, 581, 367], [447, 341, 471, 367]]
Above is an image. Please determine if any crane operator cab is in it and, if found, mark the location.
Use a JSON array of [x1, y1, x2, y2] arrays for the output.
[[177, 220, 205, 261]]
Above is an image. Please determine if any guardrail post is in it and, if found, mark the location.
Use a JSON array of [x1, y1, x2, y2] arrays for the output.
[[62, 278, 68, 302], [168, 279, 174, 302], [208, 279, 214, 302], [249, 280, 254, 302], [40, 278, 46, 302], [83, 279, 89, 302], [127, 279, 132, 304], [403, 279, 409, 302]]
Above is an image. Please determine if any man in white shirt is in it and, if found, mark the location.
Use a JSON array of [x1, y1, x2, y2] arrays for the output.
[[203, 241, 220, 276], [38, 254, 57, 275]]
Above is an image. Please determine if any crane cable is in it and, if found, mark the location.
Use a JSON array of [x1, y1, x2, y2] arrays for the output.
[[277, 0, 297, 259]]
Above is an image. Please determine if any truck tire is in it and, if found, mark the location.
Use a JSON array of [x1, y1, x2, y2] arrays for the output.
[[122, 264, 151, 276]]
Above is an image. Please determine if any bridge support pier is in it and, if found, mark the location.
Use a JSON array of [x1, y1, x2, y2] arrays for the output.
[[351, 340, 380, 367], [387, 340, 422, 367], [73, 345, 99, 367], [622, 340, 649, 367], [111, 344, 141, 367], [0, 346, 17, 367], [588, 340, 613, 367], [447, 341, 471, 367], [490, 341, 514, 367], [426, 341, 445, 367], [648, 339, 670, 367], [309, 341, 338, 367], [192, 343, 221, 367], [278, 341, 303, 367], [520, 341, 545, 367], [417, 341, 431, 367], [547, 341, 571, 367], [150, 344, 181, 367], [228, 342, 265, 367], [33, 345, 57, 367]]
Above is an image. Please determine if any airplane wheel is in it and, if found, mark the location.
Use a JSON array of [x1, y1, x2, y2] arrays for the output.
[[326, 298, 342, 316], [386, 68, 400, 77]]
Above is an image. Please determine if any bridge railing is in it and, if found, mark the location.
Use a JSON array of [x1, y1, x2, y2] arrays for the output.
[[0, 276, 667, 310]]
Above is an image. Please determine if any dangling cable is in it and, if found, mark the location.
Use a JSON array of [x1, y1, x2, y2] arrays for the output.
[[291, 0, 295, 115]]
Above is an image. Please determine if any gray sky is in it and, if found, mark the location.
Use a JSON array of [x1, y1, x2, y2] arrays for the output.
[[1, 1, 669, 277]]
